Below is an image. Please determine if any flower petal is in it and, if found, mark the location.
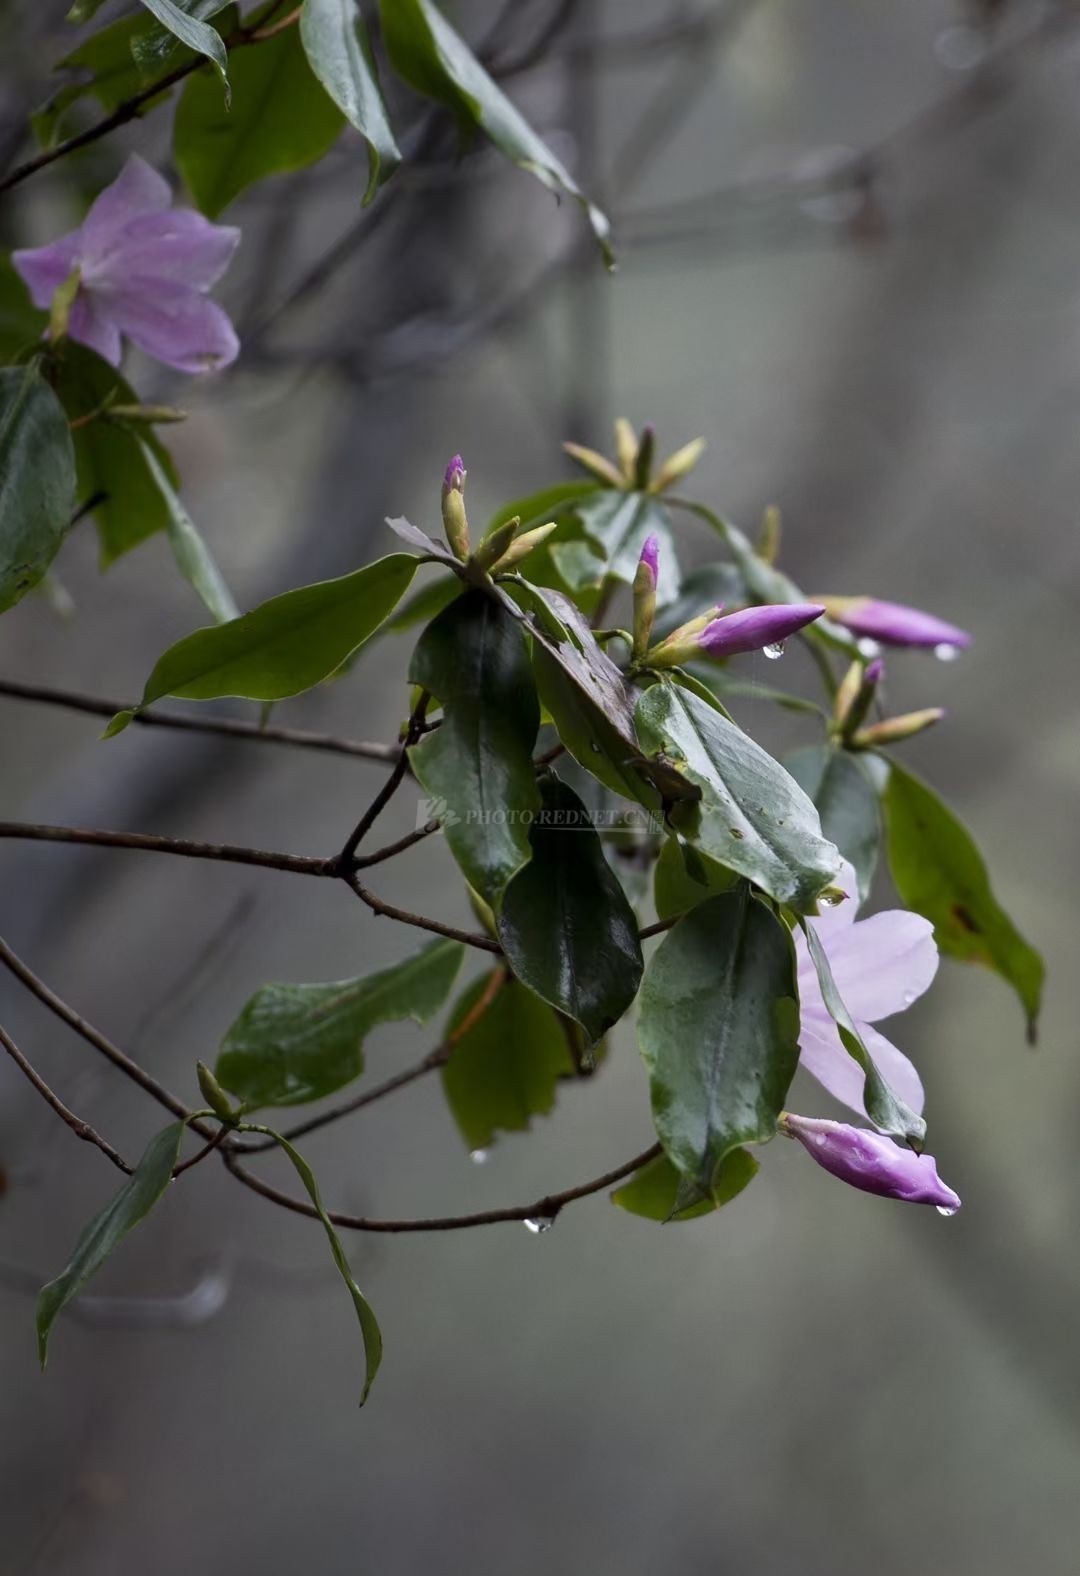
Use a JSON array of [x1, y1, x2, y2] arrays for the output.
[[66, 292, 122, 366], [80, 155, 171, 264], [782, 1113, 960, 1209], [84, 210, 241, 292], [97, 279, 239, 373], [11, 233, 81, 309], [697, 602, 825, 660], [797, 1010, 925, 1120], [821, 909, 938, 1024]]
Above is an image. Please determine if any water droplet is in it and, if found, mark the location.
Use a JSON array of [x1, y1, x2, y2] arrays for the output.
[[470, 1149, 489, 1166], [729, 828, 745, 840], [763, 641, 785, 661], [815, 1133, 827, 1147], [934, 642, 961, 662], [524, 1215, 554, 1234], [857, 637, 881, 659], [934, 24, 988, 73], [935, 1205, 959, 1218], [817, 886, 847, 909]]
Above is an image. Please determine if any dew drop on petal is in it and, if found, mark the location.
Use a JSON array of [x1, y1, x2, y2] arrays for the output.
[[763, 641, 785, 660], [934, 642, 961, 662], [936, 1205, 959, 1218], [524, 1215, 554, 1235], [470, 1149, 489, 1166]]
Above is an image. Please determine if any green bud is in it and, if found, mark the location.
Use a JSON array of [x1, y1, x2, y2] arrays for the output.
[[653, 436, 705, 492], [757, 505, 782, 566], [48, 269, 81, 343], [562, 440, 625, 489], [196, 1061, 238, 1122], [633, 423, 655, 490], [850, 708, 944, 749], [613, 417, 638, 481], [489, 520, 557, 574], [471, 516, 520, 572]]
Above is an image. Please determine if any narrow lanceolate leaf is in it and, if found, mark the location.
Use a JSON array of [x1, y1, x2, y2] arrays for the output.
[[131, 0, 230, 79], [635, 683, 841, 912], [53, 343, 178, 565], [139, 440, 238, 623], [639, 887, 799, 1194], [175, 19, 345, 216], [216, 939, 464, 1108], [885, 761, 1044, 1042], [300, 0, 401, 202], [380, 0, 612, 262], [786, 744, 880, 905], [0, 366, 76, 614], [256, 1129, 382, 1404], [497, 778, 643, 1047], [121, 554, 417, 722], [137, 0, 230, 97], [441, 971, 574, 1151], [574, 490, 679, 602], [409, 589, 540, 905], [36, 1121, 186, 1366], [611, 1148, 758, 1222], [798, 917, 926, 1148]]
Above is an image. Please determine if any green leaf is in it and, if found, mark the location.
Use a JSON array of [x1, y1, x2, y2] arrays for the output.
[[486, 479, 600, 535], [786, 744, 880, 904], [653, 835, 736, 920], [611, 1147, 758, 1222], [300, 0, 400, 202], [573, 490, 679, 601], [175, 19, 344, 216], [52, 342, 178, 565], [0, 366, 76, 614], [409, 588, 541, 905], [138, 438, 238, 623], [797, 916, 926, 1147], [130, 553, 418, 710], [0, 256, 47, 360], [635, 682, 840, 912], [382, 571, 460, 634], [884, 760, 1044, 1042], [639, 885, 799, 1192], [36, 1121, 186, 1366], [216, 939, 463, 1107], [137, 0, 229, 97], [497, 777, 643, 1046], [131, 0, 230, 79], [441, 971, 574, 1150], [67, 0, 112, 20], [255, 1129, 382, 1403], [380, 0, 612, 262]]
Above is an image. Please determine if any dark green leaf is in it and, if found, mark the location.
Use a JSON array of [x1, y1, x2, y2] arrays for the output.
[[409, 588, 540, 905], [497, 777, 643, 1046], [884, 760, 1044, 1041], [383, 571, 460, 634], [0, 366, 76, 614], [131, 0, 230, 78], [36, 1121, 186, 1366], [137, 0, 229, 95], [653, 835, 736, 920], [441, 971, 574, 1150], [786, 744, 880, 903], [216, 939, 463, 1107], [300, 0, 400, 202], [635, 682, 840, 911], [797, 916, 926, 1147], [138, 438, 238, 623], [639, 886, 799, 1191], [573, 490, 679, 601], [0, 256, 46, 360], [126, 553, 417, 716], [255, 1128, 381, 1403], [611, 1147, 758, 1222], [53, 342, 178, 564], [380, 0, 612, 261], [175, 20, 344, 216]]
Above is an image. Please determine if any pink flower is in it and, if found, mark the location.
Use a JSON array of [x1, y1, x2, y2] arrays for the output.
[[13, 155, 239, 374], [781, 1113, 961, 1211], [795, 860, 938, 1121]]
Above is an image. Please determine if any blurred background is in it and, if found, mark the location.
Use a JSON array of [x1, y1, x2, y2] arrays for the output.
[[1, 1, 1076, 1571]]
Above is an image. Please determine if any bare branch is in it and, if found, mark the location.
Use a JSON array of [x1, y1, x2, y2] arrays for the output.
[[0, 821, 335, 878]]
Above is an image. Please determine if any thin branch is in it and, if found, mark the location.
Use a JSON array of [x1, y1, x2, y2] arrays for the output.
[[172, 1123, 229, 1178], [0, 678, 399, 764], [351, 822, 441, 871], [0, 934, 201, 1129], [346, 874, 502, 953], [639, 915, 678, 941], [224, 1141, 663, 1233], [0, 1021, 131, 1174], [0, 821, 335, 879], [338, 691, 430, 868]]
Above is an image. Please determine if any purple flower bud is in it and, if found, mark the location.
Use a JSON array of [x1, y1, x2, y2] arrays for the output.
[[864, 657, 884, 685], [698, 602, 825, 660], [824, 597, 971, 651], [638, 533, 660, 587], [443, 455, 466, 495], [782, 1113, 961, 1210]]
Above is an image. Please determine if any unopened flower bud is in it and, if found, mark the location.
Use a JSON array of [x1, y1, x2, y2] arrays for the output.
[[642, 606, 723, 667], [651, 602, 823, 666], [563, 440, 624, 488], [756, 505, 782, 566], [471, 516, 520, 572], [818, 595, 971, 652], [633, 422, 655, 490], [653, 436, 706, 492], [850, 708, 945, 749], [834, 655, 884, 739], [489, 520, 557, 574], [780, 1112, 961, 1210], [441, 454, 470, 560], [197, 1061, 238, 1122], [632, 533, 660, 659], [613, 417, 638, 481]]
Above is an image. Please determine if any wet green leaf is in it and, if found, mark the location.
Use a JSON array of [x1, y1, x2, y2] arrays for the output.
[[216, 939, 463, 1107], [300, 0, 400, 202], [137, 0, 229, 96], [0, 256, 46, 360], [653, 835, 736, 920], [138, 438, 238, 623], [884, 761, 1044, 1042], [573, 490, 679, 602], [497, 777, 643, 1046], [611, 1147, 758, 1221], [0, 366, 76, 613], [639, 886, 798, 1192], [786, 744, 880, 904]]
